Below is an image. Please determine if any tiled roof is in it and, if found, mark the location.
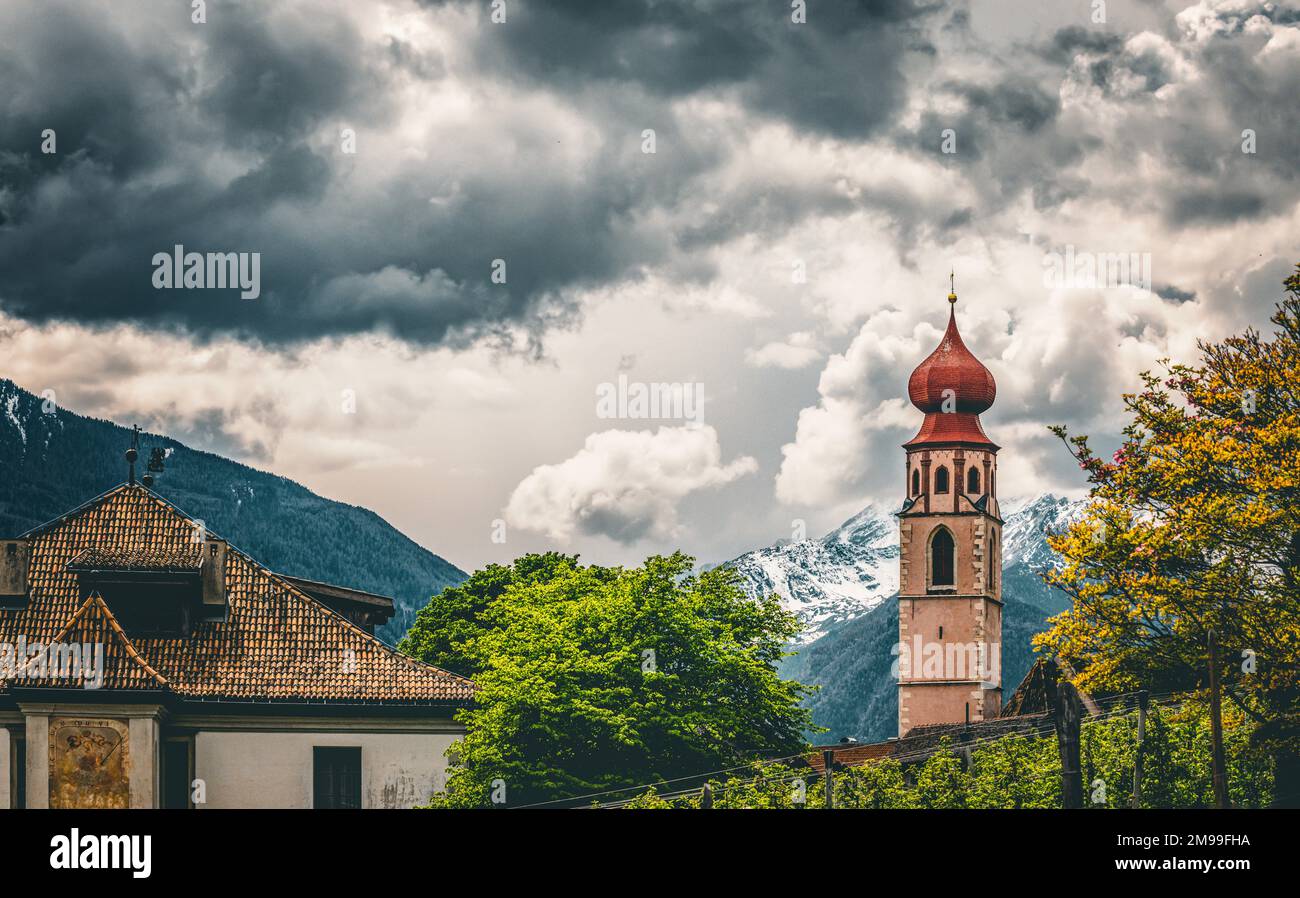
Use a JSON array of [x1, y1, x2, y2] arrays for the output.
[[907, 304, 997, 415], [805, 713, 1054, 772], [14, 593, 168, 690], [904, 303, 999, 449], [67, 546, 202, 573], [0, 484, 473, 705], [1001, 657, 1054, 717], [902, 410, 999, 449], [806, 741, 894, 773], [893, 713, 1054, 757]]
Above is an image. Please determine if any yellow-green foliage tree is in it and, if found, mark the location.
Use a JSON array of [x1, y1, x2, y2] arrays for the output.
[[1039, 266, 1300, 806]]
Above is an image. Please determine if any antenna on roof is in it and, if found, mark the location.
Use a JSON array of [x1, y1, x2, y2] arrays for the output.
[[126, 425, 140, 486], [143, 446, 166, 488], [124, 425, 167, 488]]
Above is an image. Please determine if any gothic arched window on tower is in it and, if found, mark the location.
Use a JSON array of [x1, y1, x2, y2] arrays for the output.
[[911, 469, 920, 496], [934, 466, 950, 493], [967, 467, 980, 494], [930, 527, 955, 588]]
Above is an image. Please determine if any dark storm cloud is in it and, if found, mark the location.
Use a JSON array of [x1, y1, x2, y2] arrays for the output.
[[901, 73, 1080, 212], [1155, 284, 1196, 304], [1153, 29, 1300, 227], [1036, 8, 1300, 230], [0, 1, 462, 345], [953, 80, 1060, 134], [428, 0, 931, 139], [901, 5, 1300, 233], [0, 0, 934, 348], [1169, 188, 1267, 224], [1037, 25, 1124, 66]]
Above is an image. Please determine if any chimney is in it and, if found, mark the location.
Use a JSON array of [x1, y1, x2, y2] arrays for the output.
[[0, 539, 31, 606], [201, 539, 228, 613]]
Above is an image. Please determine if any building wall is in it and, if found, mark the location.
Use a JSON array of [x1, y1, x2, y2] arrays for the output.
[[13, 704, 161, 809], [899, 443, 1004, 734], [899, 515, 1000, 598], [194, 729, 460, 809], [902, 595, 987, 650], [0, 726, 9, 809], [900, 683, 989, 731]]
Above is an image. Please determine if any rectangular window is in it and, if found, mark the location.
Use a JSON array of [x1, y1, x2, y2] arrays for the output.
[[313, 747, 362, 809], [161, 738, 193, 809], [11, 733, 25, 809]]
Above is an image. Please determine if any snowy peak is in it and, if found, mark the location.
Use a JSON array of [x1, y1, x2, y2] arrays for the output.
[[1001, 493, 1087, 569], [728, 495, 1086, 643], [820, 504, 894, 552], [0, 378, 65, 459], [726, 504, 899, 643]]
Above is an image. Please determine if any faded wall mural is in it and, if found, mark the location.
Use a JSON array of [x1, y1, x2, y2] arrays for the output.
[[49, 717, 130, 809]]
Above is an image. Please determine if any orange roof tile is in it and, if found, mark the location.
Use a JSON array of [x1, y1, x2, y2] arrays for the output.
[[806, 741, 895, 773], [13, 592, 168, 690], [0, 484, 473, 705]]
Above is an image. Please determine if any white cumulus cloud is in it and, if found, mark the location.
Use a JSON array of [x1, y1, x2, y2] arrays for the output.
[[745, 332, 822, 369], [505, 425, 758, 543]]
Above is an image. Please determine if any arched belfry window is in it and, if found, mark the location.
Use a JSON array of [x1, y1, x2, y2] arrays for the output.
[[911, 469, 920, 496], [930, 527, 955, 588], [934, 466, 950, 494], [967, 467, 980, 494]]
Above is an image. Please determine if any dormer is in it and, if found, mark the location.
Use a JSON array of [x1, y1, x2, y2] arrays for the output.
[[65, 539, 229, 635]]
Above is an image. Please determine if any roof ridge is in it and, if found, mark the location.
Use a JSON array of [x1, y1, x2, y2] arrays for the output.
[[18, 482, 135, 539], [16, 592, 169, 688]]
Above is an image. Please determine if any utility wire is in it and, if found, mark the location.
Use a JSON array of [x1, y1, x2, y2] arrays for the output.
[[590, 693, 1212, 809]]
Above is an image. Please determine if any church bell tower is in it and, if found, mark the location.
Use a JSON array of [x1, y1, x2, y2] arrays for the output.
[[897, 280, 1003, 736]]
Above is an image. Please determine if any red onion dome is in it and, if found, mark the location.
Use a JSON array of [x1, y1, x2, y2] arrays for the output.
[[907, 300, 996, 415]]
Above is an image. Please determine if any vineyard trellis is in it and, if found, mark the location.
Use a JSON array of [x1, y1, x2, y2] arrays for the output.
[[506, 687, 1274, 810]]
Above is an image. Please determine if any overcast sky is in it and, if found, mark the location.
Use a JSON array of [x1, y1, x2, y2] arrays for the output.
[[1, 0, 1297, 573]]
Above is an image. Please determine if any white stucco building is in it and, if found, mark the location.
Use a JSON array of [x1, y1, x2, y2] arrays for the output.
[[0, 482, 472, 809]]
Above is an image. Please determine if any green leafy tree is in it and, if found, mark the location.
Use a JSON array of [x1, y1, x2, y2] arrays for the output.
[[968, 732, 1061, 809], [911, 740, 970, 809], [707, 763, 816, 809], [399, 552, 588, 676], [835, 758, 917, 809], [413, 553, 814, 807], [1040, 266, 1300, 805]]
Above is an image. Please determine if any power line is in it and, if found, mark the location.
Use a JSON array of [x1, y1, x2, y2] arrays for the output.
[[510, 749, 815, 809], [518, 690, 1225, 810], [590, 693, 1228, 809]]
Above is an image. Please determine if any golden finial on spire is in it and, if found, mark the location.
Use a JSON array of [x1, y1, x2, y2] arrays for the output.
[[948, 270, 957, 304]]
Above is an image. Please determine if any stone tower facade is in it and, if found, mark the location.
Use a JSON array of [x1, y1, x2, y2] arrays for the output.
[[897, 287, 1002, 736]]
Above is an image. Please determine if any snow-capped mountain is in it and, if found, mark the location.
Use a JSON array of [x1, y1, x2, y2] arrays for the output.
[[726, 504, 899, 642], [727, 493, 1088, 643], [1000, 492, 1088, 571], [745, 492, 1091, 741]]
